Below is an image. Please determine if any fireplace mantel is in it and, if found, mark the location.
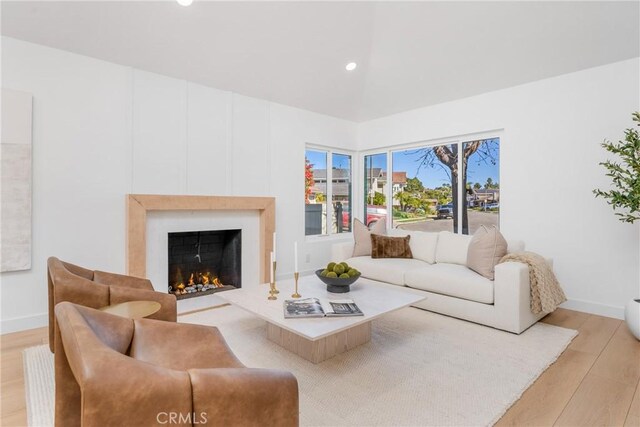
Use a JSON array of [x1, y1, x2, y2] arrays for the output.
[[126, 194, 275, 283]]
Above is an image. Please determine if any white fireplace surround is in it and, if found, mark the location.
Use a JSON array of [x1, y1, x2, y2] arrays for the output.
[[146, 210, 260, 312]]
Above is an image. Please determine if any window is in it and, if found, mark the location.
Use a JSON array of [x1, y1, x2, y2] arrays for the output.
[[305, 148, 353, 236], [331, 153, 352, 234], [375, 137, 499, 235], [464, 138, 500, 234], [392, 144, 455, 232], [363, 153, 388, 228]]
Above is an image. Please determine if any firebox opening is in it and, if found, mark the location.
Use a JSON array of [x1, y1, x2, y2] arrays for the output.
[[168, 229, 241, 300]]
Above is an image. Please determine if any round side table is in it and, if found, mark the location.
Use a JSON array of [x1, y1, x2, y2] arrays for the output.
[[99, 300, 161, 319]]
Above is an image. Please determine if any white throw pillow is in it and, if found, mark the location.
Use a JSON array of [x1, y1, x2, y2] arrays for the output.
[[387, 229, 439, 264], [435, 231, 473, 266], [352, 219, 386, 257]]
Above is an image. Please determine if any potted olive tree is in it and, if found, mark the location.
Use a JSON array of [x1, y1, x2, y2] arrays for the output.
[[594, 112, 640, 340]]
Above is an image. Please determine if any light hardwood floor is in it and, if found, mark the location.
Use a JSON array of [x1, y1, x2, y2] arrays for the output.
[[1, 308, 639, 426]]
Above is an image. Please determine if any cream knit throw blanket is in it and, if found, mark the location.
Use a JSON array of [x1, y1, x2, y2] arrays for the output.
[[499, 251, 567, 314]]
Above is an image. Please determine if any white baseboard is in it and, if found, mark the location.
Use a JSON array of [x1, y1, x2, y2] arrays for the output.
[[561, 298, 624, 320], [1, 312, 48, 335]]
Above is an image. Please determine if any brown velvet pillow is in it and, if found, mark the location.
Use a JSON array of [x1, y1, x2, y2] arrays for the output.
[[371, 234, 413, 259]]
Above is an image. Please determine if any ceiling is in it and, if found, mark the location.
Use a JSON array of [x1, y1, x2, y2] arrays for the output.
[[2, 1, 639, 122]]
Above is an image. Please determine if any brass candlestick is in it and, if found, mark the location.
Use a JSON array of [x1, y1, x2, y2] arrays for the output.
[[291, 272, 301, 298], [272, 261, 279, 294], [268, 280, 277, 300]]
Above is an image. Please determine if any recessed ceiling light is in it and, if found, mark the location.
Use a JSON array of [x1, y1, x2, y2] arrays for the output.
[[176, 0, 193, 6], [345, 62, 357, 71]]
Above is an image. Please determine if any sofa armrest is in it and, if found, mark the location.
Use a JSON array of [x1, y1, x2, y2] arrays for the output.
[[109, 286, 177, 322], [331, 241, 355, 261], [493, 262, 532, 333], [189, 368, 299, 427]]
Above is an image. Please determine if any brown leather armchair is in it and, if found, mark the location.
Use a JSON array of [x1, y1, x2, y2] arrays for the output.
[[47, 257, 177, 352], [54, 302, 299, 427]]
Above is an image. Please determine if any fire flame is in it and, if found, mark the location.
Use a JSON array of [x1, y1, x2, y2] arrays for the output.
[[171, 270, 226, 295]]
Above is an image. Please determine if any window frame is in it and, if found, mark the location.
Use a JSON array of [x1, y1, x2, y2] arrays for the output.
[[305, 144, 356, 240], [358, 129, 502, 235]]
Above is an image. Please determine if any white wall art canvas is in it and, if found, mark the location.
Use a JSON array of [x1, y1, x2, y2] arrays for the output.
[[1, 89, 33, 272]]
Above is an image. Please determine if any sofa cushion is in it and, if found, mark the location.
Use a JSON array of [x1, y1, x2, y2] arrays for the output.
[[371, 234, 413, 259], [387, 229, 438, 264], [467, 226, 508, 280], [507, 240, 525, 253], [435, 231, 473, 266], [404, 263, 494, 304], [346, 256, 427, 286], [352, 219, 386, 257]]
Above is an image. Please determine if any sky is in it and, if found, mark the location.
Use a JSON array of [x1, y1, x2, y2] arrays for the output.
[[306, 138, 500, 190], [373, 138, 500, 189], [305, 150, 351, 170]]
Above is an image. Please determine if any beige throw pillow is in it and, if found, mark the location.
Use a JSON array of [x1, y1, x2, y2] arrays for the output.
[[466, 225, 508, 280], [353, 219, 386, 257]]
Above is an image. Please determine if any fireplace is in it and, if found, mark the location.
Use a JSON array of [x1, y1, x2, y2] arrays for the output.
[[168, 230, 241, 300]]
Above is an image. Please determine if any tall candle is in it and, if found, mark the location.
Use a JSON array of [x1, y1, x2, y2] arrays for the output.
[[273, 233, 277, 261], [294, 241, 298, 273], [270, 251, 274, 284]]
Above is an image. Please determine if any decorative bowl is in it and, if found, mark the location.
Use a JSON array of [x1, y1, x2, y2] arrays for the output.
[[315, 269, 361, 293]]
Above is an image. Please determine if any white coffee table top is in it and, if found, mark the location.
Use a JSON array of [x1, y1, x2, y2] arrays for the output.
[[217, 274, 426, 341]]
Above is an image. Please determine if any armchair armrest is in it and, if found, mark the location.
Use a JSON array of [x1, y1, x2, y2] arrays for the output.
[[79, 352, 192, 427], [189, 368, 299, 427], [109, 286, 177, 322], [332, 241, 355, 261], [93, 270, 154, 291]]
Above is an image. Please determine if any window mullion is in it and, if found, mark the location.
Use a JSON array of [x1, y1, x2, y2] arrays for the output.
[[326, 150, 333, 236]]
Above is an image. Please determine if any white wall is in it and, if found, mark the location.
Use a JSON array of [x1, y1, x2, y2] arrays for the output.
[[0, 37, 357, 333], [358, 58, 640, 319]]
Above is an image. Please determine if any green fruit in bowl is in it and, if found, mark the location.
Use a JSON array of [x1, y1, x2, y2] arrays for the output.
[[339, 262, 349, 270], [321, 269, 329, 276], [326, 271, 338, 278], [339, 273, 350, 279], [327, 262, 336, 271], [333, 264, 345, 275], [347, 269, 358, 277]]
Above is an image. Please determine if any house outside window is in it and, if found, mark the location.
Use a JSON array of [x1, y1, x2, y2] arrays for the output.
[[305, 148, 353, 236]]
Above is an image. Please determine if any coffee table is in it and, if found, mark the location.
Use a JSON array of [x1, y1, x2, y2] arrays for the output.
[[217, 275, 426, 363]]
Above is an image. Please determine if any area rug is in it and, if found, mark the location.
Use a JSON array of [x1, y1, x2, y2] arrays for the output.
[[23, 345, 54, 427], [24, 306, 577, 426]]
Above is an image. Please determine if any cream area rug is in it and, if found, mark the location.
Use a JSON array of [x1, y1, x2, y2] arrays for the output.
[[24, 306, 576, 426]]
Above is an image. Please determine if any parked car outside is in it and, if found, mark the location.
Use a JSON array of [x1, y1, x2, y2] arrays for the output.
[[437, 204, 454, 219], [344, 204, 387, 228]]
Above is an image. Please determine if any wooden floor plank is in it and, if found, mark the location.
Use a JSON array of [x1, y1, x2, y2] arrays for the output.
[[590, 324, 640, 386], [541, 308, 590, 330], [1, 378, 27, 417], [555, 374, 637, 427], [0, 409, 27, 427], [568, 315, 620, 355], [625, 383, 640, 427], [495, 349, 597, 426]]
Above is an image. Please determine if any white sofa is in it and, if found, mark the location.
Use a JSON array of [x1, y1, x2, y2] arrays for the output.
[[332, 230, 547, 334]]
